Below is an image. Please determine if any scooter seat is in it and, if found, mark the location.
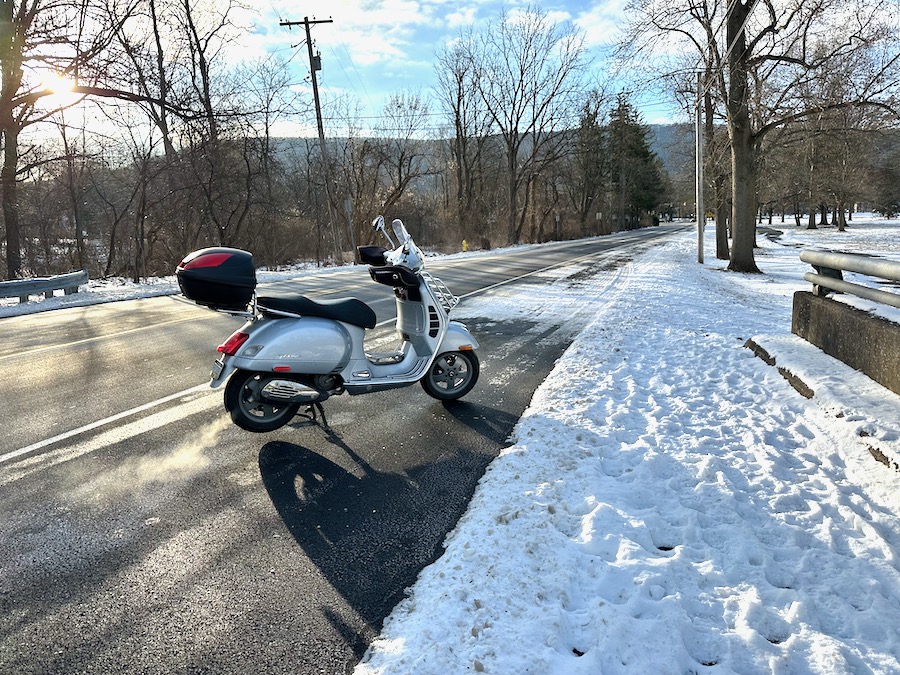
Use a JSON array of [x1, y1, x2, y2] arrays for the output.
[[257, 295, 377, 329]]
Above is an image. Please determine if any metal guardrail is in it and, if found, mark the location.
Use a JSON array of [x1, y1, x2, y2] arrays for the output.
[[800, 250, 900, 310], [0, 269, 89, 303]]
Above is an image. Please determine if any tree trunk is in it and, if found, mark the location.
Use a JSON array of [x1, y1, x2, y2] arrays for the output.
[[60, 126, 87, 272], [836, 203, 848, 231], [2, 124, 21, 279], [715, 174, 729, 260], [0, 0, 22, 279], [506, 144, 518, 244], [453, 135, 466, 230], [705, 89, 730, 261], [726, 0, 760, 273], [728, 127, 759, 272]]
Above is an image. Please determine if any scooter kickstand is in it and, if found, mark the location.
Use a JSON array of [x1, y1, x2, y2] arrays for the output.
[[302, 401, 331, 432]]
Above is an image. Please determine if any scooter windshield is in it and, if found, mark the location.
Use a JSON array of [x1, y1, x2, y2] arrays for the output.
[[392, 218, 411, 244]]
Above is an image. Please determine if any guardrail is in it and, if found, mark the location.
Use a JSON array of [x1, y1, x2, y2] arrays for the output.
[[794, 249, 900, 399], [0, 269, 89, 304], [800, 250, 900, 309]]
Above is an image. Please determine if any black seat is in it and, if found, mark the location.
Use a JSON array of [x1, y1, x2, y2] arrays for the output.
[[257, 295, 377, 329]]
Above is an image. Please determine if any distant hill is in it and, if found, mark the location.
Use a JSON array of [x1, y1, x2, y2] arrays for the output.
[[273, 124, 698, 182], [649, 124, 694, 176]]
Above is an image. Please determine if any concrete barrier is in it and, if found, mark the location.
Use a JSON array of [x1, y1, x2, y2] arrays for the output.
[[792, 290, 900, 396]]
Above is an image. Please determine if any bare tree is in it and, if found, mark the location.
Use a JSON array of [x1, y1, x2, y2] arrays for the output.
[[623, 0, 900, 272], [114, 0, 184, 160], [234, 54, 302, 264], [373, 92, 434, 215], [54, 116, 92, 271], [0, 0, 140, 279], [326, 93, 435, 250], [451, 5, 587, 245], [435, 34, 495, 242]]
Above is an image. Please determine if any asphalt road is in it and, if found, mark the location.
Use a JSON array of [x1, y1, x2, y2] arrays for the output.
[[0, 226, 685, 674]]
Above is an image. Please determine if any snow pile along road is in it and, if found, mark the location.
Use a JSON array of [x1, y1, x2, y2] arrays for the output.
[[356, 222, 900, 674]]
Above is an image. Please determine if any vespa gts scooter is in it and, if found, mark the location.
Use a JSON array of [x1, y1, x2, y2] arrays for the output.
[[176, 216, 480, 432]]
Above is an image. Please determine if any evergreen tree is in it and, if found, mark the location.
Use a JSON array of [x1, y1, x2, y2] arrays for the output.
[[607, 94, 668, 230]]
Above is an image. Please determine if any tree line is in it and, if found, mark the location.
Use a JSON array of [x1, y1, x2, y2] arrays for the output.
[[0, 2, 670, 281], [623, 0, 899, 270], [2, 1, 897, 281]]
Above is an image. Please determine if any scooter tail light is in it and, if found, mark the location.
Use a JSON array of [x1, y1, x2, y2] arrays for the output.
[[217, 331, 250, 356]]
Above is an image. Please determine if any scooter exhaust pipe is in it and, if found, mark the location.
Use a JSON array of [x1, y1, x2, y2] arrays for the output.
[[260, 379, 330, 404]]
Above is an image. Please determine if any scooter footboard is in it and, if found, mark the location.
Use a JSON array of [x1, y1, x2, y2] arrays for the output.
[[438, 321, 479, 352]]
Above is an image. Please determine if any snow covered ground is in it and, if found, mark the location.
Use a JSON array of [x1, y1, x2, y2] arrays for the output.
[[355, 219, 900, 674], [4, 218, 900, 673]]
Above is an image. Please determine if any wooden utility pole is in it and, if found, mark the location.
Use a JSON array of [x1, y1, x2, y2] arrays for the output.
[[280, 16, 343, 263]]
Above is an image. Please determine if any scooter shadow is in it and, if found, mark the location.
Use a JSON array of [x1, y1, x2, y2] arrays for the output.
[[439, 399, 520, 445], [256, 427, 486, 638]]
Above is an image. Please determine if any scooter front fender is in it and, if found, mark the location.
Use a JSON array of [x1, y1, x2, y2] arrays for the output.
[[438, 320, 479, 353]]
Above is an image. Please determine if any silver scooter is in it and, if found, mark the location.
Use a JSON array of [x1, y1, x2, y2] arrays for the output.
[[176, 215, 480, 432]]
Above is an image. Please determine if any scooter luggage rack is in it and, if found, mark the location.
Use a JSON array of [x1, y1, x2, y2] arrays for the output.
[[210, 294, 258, 318], [421, 271, 459, 311]]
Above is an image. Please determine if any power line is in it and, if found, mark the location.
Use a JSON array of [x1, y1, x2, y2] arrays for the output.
[[324, 41, 377, 116]]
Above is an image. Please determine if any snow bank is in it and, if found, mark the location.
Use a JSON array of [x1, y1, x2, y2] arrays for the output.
[[357, 220, 900, 674]]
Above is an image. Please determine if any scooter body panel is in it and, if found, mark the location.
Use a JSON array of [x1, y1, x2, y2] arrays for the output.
[[230, 315, 353, 374]]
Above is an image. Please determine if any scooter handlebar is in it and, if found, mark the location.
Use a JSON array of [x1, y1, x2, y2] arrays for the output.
[[371, 215, 423, 271]]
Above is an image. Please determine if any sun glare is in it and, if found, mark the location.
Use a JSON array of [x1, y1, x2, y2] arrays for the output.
[[37, 73, 84, 109], [41, 74, 75, 94]]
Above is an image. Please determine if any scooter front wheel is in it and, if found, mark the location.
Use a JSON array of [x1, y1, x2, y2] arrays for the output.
[[224, 370, 300, 432], [421, 350, 480, 401]]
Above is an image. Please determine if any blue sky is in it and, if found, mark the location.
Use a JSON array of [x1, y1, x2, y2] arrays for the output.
[[243, 1, 683, 135]]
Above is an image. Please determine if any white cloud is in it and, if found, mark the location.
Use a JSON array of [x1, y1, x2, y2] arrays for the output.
[[447, 7, 478, 27], [574, 0, 630, 47]]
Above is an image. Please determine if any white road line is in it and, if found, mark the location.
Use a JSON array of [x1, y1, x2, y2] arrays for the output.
[[0, 383, 213, 466]]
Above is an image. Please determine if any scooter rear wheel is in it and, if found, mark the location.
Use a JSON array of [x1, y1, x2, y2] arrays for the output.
[[421, 351, 480, 401], [224, 370, 300, 432]]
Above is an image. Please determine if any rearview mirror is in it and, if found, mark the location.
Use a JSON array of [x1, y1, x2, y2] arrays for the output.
[[372, 215, 396, 247]]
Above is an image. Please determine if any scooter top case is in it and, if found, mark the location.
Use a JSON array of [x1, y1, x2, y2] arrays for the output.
[[177, 247, 256, 311]]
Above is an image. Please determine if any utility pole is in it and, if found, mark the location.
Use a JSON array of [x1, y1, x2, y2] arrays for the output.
[[280, 16, 343, 264], [695, 70, 705, 264]]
